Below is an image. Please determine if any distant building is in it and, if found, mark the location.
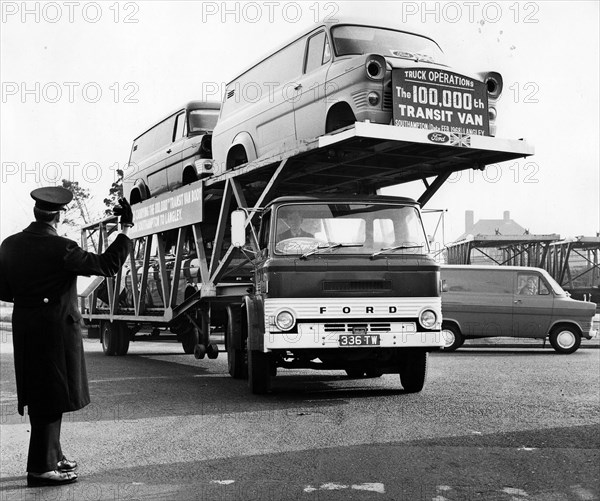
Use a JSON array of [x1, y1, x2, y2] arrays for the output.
[[450, 210, 535, 265], [456, 210, 528, 241]]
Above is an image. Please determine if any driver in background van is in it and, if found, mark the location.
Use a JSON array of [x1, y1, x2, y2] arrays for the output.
[[519, 276, 538, 295]]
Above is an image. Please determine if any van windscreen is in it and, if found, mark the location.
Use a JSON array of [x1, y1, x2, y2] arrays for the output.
[[331, 25, 445, 64], [189, 109, 219, 133]]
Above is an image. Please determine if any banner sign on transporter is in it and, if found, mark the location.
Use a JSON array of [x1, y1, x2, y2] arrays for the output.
[[392, 68, 490, 136], [129, 184, 203, 239]]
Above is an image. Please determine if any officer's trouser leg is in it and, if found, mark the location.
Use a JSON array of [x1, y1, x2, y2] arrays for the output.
[[27, 413, 63, 473]]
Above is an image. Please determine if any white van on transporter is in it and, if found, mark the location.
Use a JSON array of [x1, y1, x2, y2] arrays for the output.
[[211, 18, 503, 173], [124, 101, 220, 204]]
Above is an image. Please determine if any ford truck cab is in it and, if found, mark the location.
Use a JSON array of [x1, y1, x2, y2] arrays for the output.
[[234, 195, 444, 393]]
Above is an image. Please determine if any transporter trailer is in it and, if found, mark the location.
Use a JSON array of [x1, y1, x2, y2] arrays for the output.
[[80, 123, 533, 393]]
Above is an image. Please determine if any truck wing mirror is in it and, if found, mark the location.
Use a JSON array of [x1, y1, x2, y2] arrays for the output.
[[231, 209, 247, 247]]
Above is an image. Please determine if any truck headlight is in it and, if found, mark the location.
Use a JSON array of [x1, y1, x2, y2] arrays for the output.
[[275, 310, 295, 331], [419, 309, 437, 329]]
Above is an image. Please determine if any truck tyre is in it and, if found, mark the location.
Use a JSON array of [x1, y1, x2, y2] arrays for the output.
[[549, 325, 581, 354], [226, 312, 247, 379], [398, 350, 428, 393], [181, 327, 199, 355], [248, 349, 271, 394], [441, 324, 464, 352], [101, 321, 130, 356]]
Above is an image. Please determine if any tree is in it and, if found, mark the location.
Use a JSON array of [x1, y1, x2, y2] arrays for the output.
[[104, 169, 124, 216]]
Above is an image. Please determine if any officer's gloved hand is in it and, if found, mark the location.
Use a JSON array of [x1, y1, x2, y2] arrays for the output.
[[113, 198, 134, 227]]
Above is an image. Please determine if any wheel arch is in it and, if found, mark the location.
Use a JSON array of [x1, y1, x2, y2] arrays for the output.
[[325, 101, 357, 133], [227, 132, 257, 170], [548, 320, 583, 338]]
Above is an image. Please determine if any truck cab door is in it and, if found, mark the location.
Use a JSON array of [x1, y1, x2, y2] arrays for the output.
[[513, 272, 554, 338]]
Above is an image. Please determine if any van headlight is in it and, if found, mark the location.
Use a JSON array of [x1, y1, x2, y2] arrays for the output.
[[275, 310, 295, 331], [419, 309, 437, 329]]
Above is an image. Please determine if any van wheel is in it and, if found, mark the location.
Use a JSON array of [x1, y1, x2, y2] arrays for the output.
[[549, 326, 581, 354], [441, 324, 464, 352], [345, 369, 365, 378], [398, 350, 428, 393]]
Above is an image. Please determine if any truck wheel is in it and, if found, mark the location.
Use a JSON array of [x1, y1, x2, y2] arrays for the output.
[[181, 327, 199, 355], [248, 349, 272, 394], [398, 350, 428, 393], [101, 321, 130, 356], [549, 326, 581, 354], [441, 324, 464, 352], [227, 317, 247, 379]]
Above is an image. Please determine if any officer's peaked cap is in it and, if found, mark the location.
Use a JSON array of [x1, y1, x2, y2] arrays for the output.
[[30, 187, 73, 211]]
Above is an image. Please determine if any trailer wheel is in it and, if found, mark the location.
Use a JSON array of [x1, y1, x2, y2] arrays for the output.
[[549, 325, 581, 354], [248, 349, 272, 394], [398, 350, 428, 393], [181, 327, 199, 355], [101, 321, 130, 356], [226, 312, 247, 379]]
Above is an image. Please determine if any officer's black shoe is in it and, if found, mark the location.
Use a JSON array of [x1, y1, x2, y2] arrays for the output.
[[27, 470, 78, 487], [57, 456, 77, 472]]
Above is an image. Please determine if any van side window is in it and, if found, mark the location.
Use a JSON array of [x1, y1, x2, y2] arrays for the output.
[[174, 112, 186, 141], [305, 31, 327, 73], [516, 273, 540, 296], [446, 270, 512, 294]]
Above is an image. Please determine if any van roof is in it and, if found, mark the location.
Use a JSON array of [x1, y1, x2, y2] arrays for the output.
[[225, 17, 440, 87]]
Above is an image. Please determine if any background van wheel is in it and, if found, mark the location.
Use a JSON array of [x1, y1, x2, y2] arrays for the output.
[[101, 321, 130, 356], [398, 350, 428, 393], [441, 324, 464, 352], [549, 326, 581, 354], [248, 349, 272, 394], [345, 369, 365, 378]]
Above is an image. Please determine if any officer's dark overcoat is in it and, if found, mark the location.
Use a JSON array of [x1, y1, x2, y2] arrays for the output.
[[0, 222, 129, 416]]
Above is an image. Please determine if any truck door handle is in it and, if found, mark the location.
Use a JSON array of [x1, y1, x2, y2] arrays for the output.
[[166, 149, 172, 154], [294, 84, 302, 91]]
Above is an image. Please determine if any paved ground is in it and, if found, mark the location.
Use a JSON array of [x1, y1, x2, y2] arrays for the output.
[[0, 327, 598, 500]]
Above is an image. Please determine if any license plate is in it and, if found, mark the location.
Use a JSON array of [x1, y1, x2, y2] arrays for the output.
[[339, 334, 381, 346]]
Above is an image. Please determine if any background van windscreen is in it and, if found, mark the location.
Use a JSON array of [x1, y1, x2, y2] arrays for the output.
[[189, 109, 219, 133]]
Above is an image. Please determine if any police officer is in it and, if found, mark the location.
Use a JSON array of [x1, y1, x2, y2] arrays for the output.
[[0, 187, 134, 486]]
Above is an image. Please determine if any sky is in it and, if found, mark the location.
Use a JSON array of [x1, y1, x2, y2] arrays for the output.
[[1, 1, 599, 245]]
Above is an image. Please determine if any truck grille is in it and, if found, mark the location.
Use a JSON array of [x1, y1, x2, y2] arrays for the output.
[[322, 280, 392, 292], [324, 322, 392, 333]]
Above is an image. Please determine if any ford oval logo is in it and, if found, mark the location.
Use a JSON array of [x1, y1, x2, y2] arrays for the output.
[[427, 132, 450, 144]]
